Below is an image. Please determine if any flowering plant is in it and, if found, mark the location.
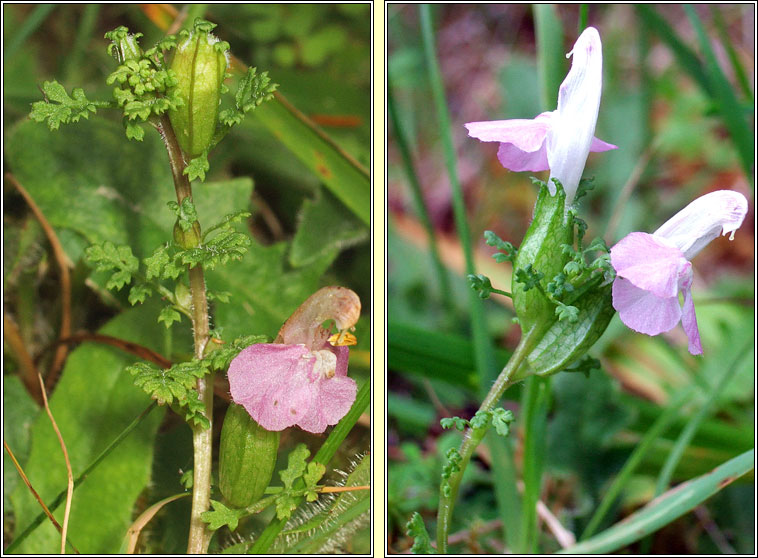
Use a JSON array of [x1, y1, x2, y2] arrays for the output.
[[391, 9, 753, 555]]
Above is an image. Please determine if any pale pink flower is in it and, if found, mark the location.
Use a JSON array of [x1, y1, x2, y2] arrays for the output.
[[227, 287, 360, 433], [465, 27, 616, 204], [228, 342, 356, 433], [610, 190, 748, 355]]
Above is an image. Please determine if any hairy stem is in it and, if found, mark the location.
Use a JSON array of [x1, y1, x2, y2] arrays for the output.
[[436, 328, 538, 553], [157, 115, 213, 553]]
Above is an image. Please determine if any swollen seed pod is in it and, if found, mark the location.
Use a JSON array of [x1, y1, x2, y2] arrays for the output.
[[168, 19, 229, 158], [219, 403, 280, 509]]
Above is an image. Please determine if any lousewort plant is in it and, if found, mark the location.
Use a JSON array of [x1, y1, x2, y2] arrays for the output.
[[409, 23, 752, 554], [18, 15, 368, 554]]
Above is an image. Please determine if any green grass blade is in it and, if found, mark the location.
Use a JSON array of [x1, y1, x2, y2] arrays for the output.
[[654, 338, 753, 495], [388, 75, 454, 319], [252, 95, 371, 225], [635, 6, 714, 96], [418, 4, 497, 388], [3, 4, 56, 62], [519, 376, 550, 553], [684, 5, 754, 181], [557, 449, 754, 554], [710, 6, 753, 103], [581, 385, 695, 540], [578, 5, 588, 33], [388, 322, 511, 390], [533, 4, 564, 111]]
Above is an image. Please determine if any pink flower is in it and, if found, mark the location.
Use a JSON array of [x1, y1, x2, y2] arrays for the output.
[[227, 287, 360, 433], [610, 190, 748, 355], [465, 27, 617, 204], [228, 342, 356, 434]]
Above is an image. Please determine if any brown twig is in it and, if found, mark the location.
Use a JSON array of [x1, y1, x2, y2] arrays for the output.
[[51, 332, 173, 369], [37, 373, 74, 554], [3, 313, 43, 405], [6, 173, 72, 390], [3, 440, 80, 554]]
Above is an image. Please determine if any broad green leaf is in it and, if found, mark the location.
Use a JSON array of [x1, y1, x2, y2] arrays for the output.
[[290, 187, 368, 267], [251, 95, 370, 225], [5, 119, 253, 264], [210, 238, 336, 340], [9, 302, 168, 553], [557, 449, 754, 554], [3, 376, 40, 509]]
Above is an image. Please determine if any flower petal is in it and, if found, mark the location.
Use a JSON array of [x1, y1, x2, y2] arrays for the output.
[[612, 277, 682, 336], [590, 136, 618, 152], [228, 343, 315, 431], [465, 112, 552, 152], [297, 375, 357, 434], [680, 284, 703, 355], [610, 232, 689, 299], [653, 190, 749, 260], [547, 26, 604, 204], [497, 141, 549, 172]]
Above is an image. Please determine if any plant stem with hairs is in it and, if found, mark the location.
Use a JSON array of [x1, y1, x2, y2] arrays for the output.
[[435, 328, 538, 553], [156, 114, 213, 553]]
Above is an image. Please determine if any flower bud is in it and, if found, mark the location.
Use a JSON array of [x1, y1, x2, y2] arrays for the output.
[[173, 219, 201, 249], [168, 19, 229, 158]]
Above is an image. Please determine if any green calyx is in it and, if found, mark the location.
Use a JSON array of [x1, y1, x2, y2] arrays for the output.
[[168, 19, 230, 158], [508, 179, 615, 380]]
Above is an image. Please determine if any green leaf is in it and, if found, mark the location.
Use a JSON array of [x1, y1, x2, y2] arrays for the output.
[[406, 512, 435, 554], [202, 210, 252, 240], [30, 80, 107, 130], [3, 376, 40, 510], [251, 94, 370, 225], [303, 462, 326, 502], [204, 334, 268, 371], [179, 228, 251, 270], [84, 241, 139, 291], [157, 305, 182, 328], [183, 154, 210, 182], [280, 444, 310, 490], [202, 500, 245, 532], [289, 187, 368, 267], [167, 198, 198, 230], [557, 449, 754, 554], [5, 120, 254, 270], [128, 283, 152, 305], [490, 408, 515, 437], [9, 303, 167, 553], [440, 417, 467, 431]]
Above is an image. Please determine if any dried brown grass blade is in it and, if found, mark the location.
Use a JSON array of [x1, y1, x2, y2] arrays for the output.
[[124, 493, 189, 554], [3, 440, 80, 553], [3, 312, 43, 405], [6, 173, 72, 390], [37, 373, 74, 554]]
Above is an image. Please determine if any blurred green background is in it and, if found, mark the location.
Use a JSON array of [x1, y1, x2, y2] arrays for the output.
[[388, 4, 753, 554]]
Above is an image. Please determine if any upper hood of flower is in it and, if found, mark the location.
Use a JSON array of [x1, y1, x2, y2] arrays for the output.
[[653, 190, 749, 260], [546, 26, 604, 204]]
